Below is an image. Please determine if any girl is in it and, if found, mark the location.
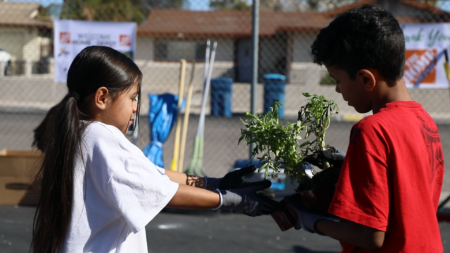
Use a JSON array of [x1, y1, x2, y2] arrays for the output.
[[31, 46, 276, 253]]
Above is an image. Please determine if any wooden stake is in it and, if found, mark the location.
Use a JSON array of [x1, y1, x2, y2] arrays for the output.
[[171, 59, 186, 171], [178, 62, 196, 172]]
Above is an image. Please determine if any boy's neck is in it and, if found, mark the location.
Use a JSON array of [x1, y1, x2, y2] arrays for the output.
[[372, 78, 413, 114]]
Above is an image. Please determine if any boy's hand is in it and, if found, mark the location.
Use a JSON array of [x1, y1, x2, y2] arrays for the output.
[[304, 146, 346, 169], [219, 181, 280, 217], [283, 196, 333, 235]]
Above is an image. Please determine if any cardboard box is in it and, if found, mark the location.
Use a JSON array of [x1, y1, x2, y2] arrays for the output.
[[0, 149, 42, 206]]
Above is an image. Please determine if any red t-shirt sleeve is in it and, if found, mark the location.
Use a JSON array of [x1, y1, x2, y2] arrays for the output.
[[328, 119, 390, 232]]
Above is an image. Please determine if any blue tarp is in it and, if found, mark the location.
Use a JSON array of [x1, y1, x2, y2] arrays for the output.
[[143, 93, 184, 168]]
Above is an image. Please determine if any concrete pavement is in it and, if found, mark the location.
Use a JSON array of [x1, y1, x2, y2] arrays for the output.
[[1, 205, 449, 253]]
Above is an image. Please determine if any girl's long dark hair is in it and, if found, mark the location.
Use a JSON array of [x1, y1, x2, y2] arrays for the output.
[[31, 46, 142, 253]]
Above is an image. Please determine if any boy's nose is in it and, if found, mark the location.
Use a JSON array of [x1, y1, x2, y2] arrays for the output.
[[335, 85, 341, 93]]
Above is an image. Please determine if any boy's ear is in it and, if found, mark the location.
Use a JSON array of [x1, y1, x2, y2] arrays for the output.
[[358, 69, 376, 91], [94, 87, 110, 110]]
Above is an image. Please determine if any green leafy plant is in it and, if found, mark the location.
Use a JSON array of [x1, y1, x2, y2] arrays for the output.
[[298, 93, 339, 168], [239, 101, 307, 182], [238, 93, 339, 186]]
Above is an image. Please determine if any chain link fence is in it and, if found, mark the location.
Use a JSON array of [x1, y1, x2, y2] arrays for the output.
[[0, 0, 449, 192]]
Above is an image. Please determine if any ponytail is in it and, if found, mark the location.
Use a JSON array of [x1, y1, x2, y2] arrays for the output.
[[31, 94, 88, 253]]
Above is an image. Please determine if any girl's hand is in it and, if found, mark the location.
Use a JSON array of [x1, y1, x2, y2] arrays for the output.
[[218, 180, 279, 217], [205, 166, 276, 199], [205, 165, 256, 190]]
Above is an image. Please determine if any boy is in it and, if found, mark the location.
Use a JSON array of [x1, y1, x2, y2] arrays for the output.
[[286, 4, 444, 252]]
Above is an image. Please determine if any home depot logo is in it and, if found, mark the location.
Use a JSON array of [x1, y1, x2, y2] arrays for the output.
[[59, 32, 71, 44], [404, 49, 437, 84], [119, 35, 131, 46]]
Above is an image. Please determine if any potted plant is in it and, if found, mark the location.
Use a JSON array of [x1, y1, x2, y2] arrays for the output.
[[238, 93, 340, 230]]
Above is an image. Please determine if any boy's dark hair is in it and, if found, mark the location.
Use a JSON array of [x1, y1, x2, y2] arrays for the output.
[[31, 46, 142, 253], [311, 4, 405, 86]]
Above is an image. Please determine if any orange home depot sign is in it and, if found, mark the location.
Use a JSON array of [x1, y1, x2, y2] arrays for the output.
[[402, 23, 450, 89], [54, 20, 136, 83], [404, 49, 437, 85]]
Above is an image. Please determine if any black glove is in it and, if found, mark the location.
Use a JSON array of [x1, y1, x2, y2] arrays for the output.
[[304, 146, 346, 170], [218, 180, 281, 217], [205, 166, 276, 199], [283, 196, 333, 235], [205, 165, 256, 191], [220, 165, 257, 189]]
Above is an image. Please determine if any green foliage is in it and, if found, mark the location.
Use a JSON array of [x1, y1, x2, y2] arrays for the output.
[[140, 0, 185, 10], [61, 0, 148, 24], [210, 0, 251, 11], [239, 101, 306, 182], [239, 93, 339, 184], [298, 93, 339, 155], [306, 0, 357, 12]]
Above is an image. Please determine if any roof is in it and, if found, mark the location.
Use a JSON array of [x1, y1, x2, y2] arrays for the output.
[[137, 10, 331, 37], [138, 1, 450, 37], [0, 2, 52, 28]]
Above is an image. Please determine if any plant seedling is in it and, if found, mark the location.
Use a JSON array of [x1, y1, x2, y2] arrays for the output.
[[238, 93, 339, 187], [239, 101, 306, 183], [298, 93, 339, 169]]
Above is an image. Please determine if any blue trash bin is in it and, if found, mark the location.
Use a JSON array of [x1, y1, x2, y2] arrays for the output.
[[263, 74, 286, 118], [210, 77, 233, 117]]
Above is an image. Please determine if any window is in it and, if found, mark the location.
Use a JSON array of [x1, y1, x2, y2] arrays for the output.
[[156, 41, 206, 61]]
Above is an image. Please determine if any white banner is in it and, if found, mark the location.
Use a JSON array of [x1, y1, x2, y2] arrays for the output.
[[402, 23, 450, 89], [54, 20, 136, 83]]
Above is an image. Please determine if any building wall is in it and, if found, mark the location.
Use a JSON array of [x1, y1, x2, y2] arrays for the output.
[[135, 36, 155, 61], [135, 36, 236, 85], [212, 37, 234, 62], [134, 33, 326, 86], [292, 32, 317, 63], [259, 34, 288, 78], [0, 27, 43, 61], [136, 36, 235, 62], [289, 32, 325, 85], [23, 28, 41, 61], [0, 27, 25, 60]]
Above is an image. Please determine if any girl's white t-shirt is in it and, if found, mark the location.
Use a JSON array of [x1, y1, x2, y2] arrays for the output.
[[62, 121, 179, 253]]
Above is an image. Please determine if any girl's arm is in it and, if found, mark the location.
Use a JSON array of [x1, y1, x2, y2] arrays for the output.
[[166, 184, 220, 209], [164, 170, 206, 188], [316, 219, 385, 250]]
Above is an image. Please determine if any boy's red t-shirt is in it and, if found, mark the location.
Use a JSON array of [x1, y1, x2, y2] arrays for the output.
[[328, 101, 444, 252]]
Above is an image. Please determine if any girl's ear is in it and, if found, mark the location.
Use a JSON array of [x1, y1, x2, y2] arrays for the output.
[[358, 69, 376, 91], [94, 87, 110, 110]]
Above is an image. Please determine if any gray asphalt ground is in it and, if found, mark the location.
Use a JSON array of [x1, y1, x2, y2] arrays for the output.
[[1, 112, 450, 252], [1, 205, 449, 253]]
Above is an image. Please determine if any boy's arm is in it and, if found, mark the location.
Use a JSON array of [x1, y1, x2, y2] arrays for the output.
[[285, 197, 385, 250], [316, 219, 385, 250]]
